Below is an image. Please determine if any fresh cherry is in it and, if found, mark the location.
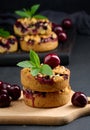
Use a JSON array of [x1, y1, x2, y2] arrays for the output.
[[0, 89, 8, 95], [71, 92, 88, 107], [58, 31, 67, 42], [62, 18, 72, 29], [53, 25, 63, 34], [0, 94, 11, 107], [3, 82, 11, 91], [52, 22, 58, 29], [44, 53, 60, 68], [8, 84, 21, 101], [0, 81, 21, 108], [0, 81, 3, 90]]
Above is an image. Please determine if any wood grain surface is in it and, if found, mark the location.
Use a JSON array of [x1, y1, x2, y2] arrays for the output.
[[0, 91, 90, 125]]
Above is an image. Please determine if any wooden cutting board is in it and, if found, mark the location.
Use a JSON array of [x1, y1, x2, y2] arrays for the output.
[[0, 90, 90, 125]]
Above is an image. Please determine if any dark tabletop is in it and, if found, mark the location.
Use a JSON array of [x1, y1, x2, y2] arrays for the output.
[[0, 34, 90, 130]]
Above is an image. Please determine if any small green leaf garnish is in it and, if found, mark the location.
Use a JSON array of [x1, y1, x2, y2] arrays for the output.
[[15, 4, 47, 19], [0, 28, 10, 38], [31, 68, 40, 76], [17, 50, 53, 76], [29, 50, 40, 68], [30, 4, 40, 17], [40, 64, 53, 76], [17, 60, 34, 68], [34, 14, 47, 19], [15, 10, 30, 18]]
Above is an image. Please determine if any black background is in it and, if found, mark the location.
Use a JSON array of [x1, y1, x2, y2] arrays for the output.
[[0, 0, 90, 14]]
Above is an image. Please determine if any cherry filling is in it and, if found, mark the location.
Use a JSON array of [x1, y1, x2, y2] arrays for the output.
[[15, 21, 28, 33], [35, 22, 41, 28], [0, 42, 9, 49], [35, 74, 68, 85], [23, 89, 46, 107], [7, 38, 16, 45], [55, 73, 68, 80], [39, 37, 57, 44], [15, 21, 49, 34], [27, 39, 34, 45], [20, 37, 35, 45], [23, 88, 65, 107], [35, 75, 54, 85], [26, 36, 57, 46], [59, 74, 68, 80], [40, 37, 50, 43], [39, 36, 57, 44], [0, 38, 16, 49], [23, 89, 46, 98], [32, 21, 48, 30]]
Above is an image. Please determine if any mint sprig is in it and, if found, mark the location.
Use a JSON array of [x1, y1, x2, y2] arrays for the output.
[[30, 4, 40, 17], [30, 49, 40, 68], [0, 28, 10, 38], [17, 50, 53, 76], [15, 4, 47, 19]]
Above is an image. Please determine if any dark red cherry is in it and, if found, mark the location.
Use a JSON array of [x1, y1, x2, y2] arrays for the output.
[[0, 81, 21, 108], [52, 22, 58, 30], [44, 53, 60, 68], [0, 82, 11, 92], [9, 84, 21, 100], [53, 25, 63, 34], [0, 94, 11, 107], [58, 31, 67, 42], [0, 81, 3, 90], [0, 89, 8, 95], [3, 82, 11, 91], [62, 18, 72, 29], [71, 92, 88, 107]]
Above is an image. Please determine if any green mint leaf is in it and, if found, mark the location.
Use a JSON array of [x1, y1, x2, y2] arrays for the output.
[[17, 60, 34, 68], [23, 8, 31, 16], [17, 50, 53, 76], [15, 10, 31, 18], [34, 14, 47, 19], [0, 28, 10, 38], [31, 68, 40, 76], [29, 61, 36, 67], [29, 50, 40, 68], [15, 4, 46, 19], [40, 64, 53, 76], [30, 4, 40, 17]]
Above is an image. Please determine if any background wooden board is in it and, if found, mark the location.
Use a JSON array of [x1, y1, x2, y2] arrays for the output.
[[0, 91, 90, 126]]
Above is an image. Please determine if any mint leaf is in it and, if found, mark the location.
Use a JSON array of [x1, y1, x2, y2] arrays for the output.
[[29, 50, 40, 68], [15, 10, 31, 18], [15, 4, 46, 19], [29, 61, 36, 67], [17, 60, 34, 68], [34, 14, 47, 19], [30, 4, 40, 17], [40, 64, 53, 76], [0, 28, 10, 38], [17, 50, 53, 76], [31, 68, 40, 76], [23, 8, 31, 16]]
